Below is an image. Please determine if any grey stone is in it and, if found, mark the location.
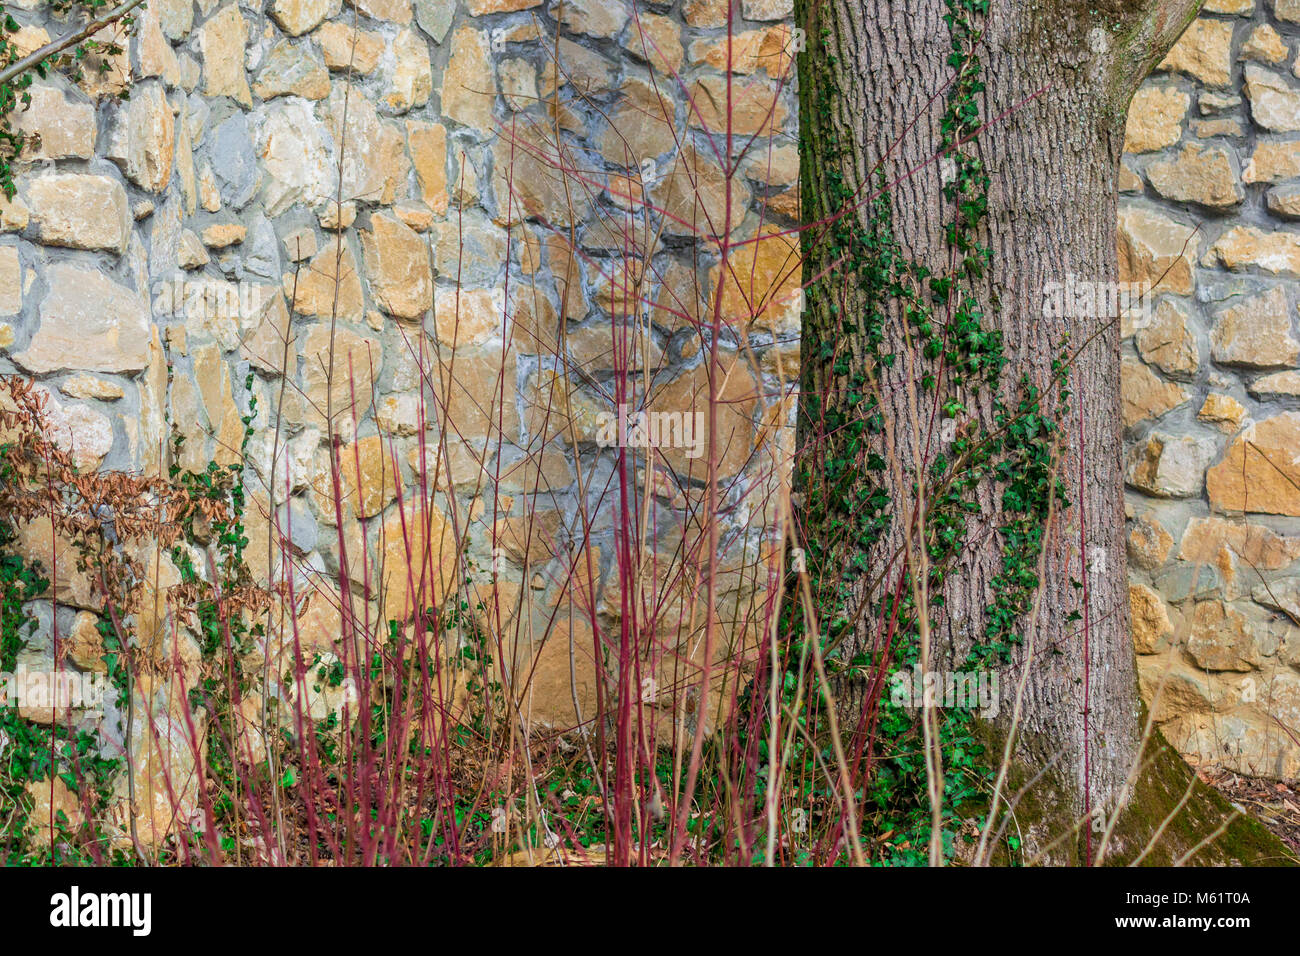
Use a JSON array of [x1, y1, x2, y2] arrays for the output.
[[414, 0, 454, 43], [1266, 182, 1300, 219], [1196, 277, 1265, 304], [210, 112, 258, 210], [187, 95, 211, 146], [1154, 564, 1221, 603], [1252, 581, 1300, 621], [148, 192, 184, 278], [242, 215, 281, 281], [432, 210, 506, 286]]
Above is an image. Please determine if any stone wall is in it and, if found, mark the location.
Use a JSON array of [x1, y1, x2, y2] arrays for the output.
[[0, 0, 799, 840], [1120, 0, 1300, 781], [4, 0, 1300, 848]]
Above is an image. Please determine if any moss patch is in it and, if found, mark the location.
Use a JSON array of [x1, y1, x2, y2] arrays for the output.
[[1101, 730, 1297, 867], [962, 717, 1297, 866]]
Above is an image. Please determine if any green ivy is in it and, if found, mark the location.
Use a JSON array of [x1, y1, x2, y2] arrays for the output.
[[0, 439, 124, 865], [791, 0, 1075, 864]]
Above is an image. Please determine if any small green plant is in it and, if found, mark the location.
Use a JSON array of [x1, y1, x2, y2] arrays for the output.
[[0, 389, 124, 864]]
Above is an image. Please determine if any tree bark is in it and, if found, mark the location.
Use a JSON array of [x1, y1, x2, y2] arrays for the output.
[[797, 0, 1201, 859]]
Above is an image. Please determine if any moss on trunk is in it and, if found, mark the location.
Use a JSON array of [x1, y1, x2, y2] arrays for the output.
[[965, 715, 1296, 866], [1100, 730, 1295, 866]]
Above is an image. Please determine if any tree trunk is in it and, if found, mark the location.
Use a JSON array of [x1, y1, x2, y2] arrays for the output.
[[797, 0, 1201, 860]]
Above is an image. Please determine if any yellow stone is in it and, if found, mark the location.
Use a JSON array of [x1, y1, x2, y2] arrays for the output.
[[1207, 412, 1300, 515], [315, 22, 384, 74], [645, 355, 759, 481], [199, 5, 252, 106], [1120, 358, 1189, 428], [313, 434, 400, 519], [434, 288, 503, 347], [386, 27, 432, 112], [1128, 511, 1173, 569], [1123, 85, 1188, 153], [201, 222, 246, 248], [688, 74, 789, 137], [301, 322, 382, 437], [443, 27, 496, 133], [1130, 583, 1173, 655], [1180, 515, 1300, 571], [1207, 226, 1300, 277], [1242, 138, 1300, 183], [515, 613, 603, 730], [1145, 143, 1242, 208], [348, 0, 412, 23], [621, 13, 684, 74], [649, 144, 752, 239], [690, 26, 793, 77], [269, 0, 332, 35], [360, 211, 432, 320], [379, 497, 457, 622], [1116, 204, 1196, 295], [407, 120, 449, 215], [1157, 19, 1233, 86], [465, 0, 540, 13], [1135, 298, 1198, 377], [1198, 393, 1246, 432], [1245, 24, 1288, 64], [24, 174, 130, 253], [286, 237, 365, 322], [431, 347, 519, 443], [710, 227, 802, 334]]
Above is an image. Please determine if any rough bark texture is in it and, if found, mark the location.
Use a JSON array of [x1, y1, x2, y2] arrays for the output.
[[798, 0, 1202, 860]]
